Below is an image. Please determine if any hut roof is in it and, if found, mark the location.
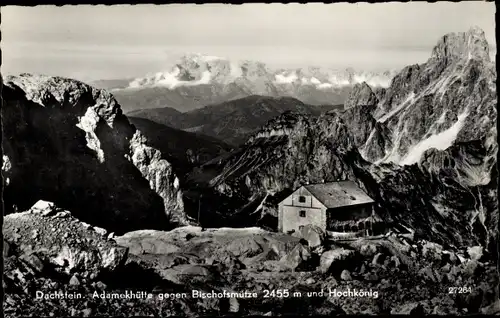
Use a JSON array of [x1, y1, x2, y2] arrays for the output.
[[303, 181, 374, 209]]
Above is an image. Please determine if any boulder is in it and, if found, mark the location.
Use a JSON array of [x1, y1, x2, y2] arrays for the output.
[[3, 240, 12, 258], [422, 241, 443, 261], [158, 264, 217, 285], [280, 243, 311, 270], [389, 255, 401, 269], [466, 246, 484, 262], [293, 224, 325, 249], [441, 263, 451, 273], [340, 269, 352, 281], [225, 236, 265, 258], [462, 260, 483, 278], [442, 250, 460, 265], [20, 253, 45, 273], [371, 253, 385, 266], [218, 254, 246, 271], [391, 302, 425, 315], [246, 247, 281, 265], [418, 266, 437, 282], [228, 296, 240, 313], [114, 230, 181, 255], [93, 227, 108, 237], [4, 211, 128, 276], [261, 260, 290, 272], [52, 210, 72, 219], [359, 243, 378, 257], [135, 252, 201, 270], [69, 275, 80, 286], [29, 200, 58, 216], [359, 263, 366, 274], [481, 299, 500, 315], [319, 248, 355, 273]]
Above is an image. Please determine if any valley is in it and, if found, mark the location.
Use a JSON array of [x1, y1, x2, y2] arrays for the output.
[[128, 95, 343, 146]]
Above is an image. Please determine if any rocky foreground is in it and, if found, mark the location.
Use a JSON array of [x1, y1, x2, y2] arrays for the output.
[[3, 201, 499, 317]]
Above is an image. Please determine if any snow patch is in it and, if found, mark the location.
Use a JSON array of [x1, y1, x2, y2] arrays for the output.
[[129, 69, 212, 89], [310, 77, 321, 85], [317, 82, 334, 89], [275, 72, 298, 84], [378, 92, 416, 123], [437, 110, 448, 124], [400, 109, 470, 165], [379, 123, 409, 164], [328, 75, 351, 87], [359, 128, 377, 160], [230, 62, 243, 79]]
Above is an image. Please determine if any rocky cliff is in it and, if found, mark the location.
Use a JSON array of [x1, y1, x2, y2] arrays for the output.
[[187, 27, 498, 256], [2, 74, 186, 233]]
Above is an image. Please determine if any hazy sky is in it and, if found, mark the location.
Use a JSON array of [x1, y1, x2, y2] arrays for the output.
[[1, 3, 496, 81]]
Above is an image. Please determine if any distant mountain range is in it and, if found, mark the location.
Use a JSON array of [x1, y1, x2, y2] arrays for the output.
[[91, 54, 398, 112], [128, 95, 343, 146]]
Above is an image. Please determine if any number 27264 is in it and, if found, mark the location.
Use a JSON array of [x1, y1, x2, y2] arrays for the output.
[[448, 287, 472, 294]]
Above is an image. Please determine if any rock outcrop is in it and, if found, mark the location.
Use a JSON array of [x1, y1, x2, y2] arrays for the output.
[[3, 201, 129, 277], [2, 74, 186, 233], [343, 82, 379, 110]]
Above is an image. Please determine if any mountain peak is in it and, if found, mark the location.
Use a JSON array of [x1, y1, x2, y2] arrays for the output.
[[431, 26, 491, 64], [344, 81, 378, 109]]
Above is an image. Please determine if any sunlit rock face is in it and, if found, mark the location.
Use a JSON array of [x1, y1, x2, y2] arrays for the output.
[[2, 74, 187, 233]]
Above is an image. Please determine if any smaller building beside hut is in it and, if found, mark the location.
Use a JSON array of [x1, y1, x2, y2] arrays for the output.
[[277, 181, 384, 236]]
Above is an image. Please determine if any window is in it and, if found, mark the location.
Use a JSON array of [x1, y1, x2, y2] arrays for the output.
[[299, 210, 306, 217], [298, 196, 306, 203]]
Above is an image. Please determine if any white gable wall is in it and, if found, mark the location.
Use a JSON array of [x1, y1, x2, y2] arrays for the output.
[[278, 186, 327, 233]]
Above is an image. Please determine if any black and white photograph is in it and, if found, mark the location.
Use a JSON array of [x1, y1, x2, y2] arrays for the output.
[[1, 2, 498, 316]]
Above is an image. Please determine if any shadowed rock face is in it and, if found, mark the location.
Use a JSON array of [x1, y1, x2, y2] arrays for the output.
[[2, 74, 186, 233], [187, 27, 497, 256]]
